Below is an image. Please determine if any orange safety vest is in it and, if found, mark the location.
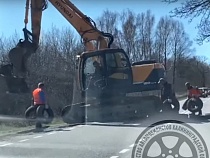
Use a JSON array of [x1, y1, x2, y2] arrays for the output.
[[32, 88, 45, 105], [188, 88, 202, 97]]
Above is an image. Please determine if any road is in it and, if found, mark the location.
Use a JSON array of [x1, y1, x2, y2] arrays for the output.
[[0, 97, 210, 158]]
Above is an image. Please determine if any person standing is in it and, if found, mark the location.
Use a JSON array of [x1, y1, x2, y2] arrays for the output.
[[31, 82, 46, 129]]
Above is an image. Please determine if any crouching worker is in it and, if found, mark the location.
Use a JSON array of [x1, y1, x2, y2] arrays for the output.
[[182, 82, 203, 115], [158, 78, 180, 112], [25, 82, 46, 129]]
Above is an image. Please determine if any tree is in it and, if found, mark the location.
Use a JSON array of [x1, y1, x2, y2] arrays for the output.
[[96, 10, 120, 49], [136, 10, 155, 60], [170, 20, 193, 86], [154, 16, 173, 70], [96, 9, 119, 36], [163, 0, 210, 43], [195, 56, 210, 86], [119, 9, 137, 61]]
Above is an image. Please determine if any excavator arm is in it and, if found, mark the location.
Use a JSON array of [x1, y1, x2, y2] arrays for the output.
[[50, 0, 113, 50], [8, 0, 113, 77], [8, 0, 46, 77]]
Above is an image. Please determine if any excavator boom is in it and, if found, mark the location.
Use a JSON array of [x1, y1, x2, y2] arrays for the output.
[[49, 0, 112, 50], [30, 0, 45, 46], [8, 0, 113, 78]]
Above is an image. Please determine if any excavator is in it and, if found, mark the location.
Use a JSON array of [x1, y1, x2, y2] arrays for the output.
[[1, 0, 165, 123]]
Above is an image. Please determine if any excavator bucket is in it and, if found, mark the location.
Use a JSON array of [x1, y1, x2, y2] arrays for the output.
[[0, 64, 29, 93], [9, 46, 27, 74], [1, 28, 38, 93], [8, 39, 36, 75], [8, 27, 38, 77], [4, 76, 29, 93]]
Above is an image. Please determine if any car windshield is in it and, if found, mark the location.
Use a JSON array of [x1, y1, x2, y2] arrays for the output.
[[0, 0, 210, 158]]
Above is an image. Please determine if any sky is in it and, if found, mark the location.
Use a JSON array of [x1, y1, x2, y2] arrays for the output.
[[0, 0, 209, 61]]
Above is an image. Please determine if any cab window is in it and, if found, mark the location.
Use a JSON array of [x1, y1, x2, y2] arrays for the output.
[[106, 52, 129, 68], [83, 56, 104, 75], [114, 52, 129, 68], [106, 53, 116, 68]]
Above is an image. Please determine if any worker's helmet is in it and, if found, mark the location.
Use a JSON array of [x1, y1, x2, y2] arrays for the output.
[[158, 78, 165, 84], [185, 82, 190, 87], [38, 82, 44, 88]]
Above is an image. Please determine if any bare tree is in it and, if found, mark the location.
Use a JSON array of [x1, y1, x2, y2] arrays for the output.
[[163, 0, 210, 43], [170, 20, 193, 87], [195, 56, 210, 86], [119, 9, 137, 61], [96, 9, 119, 36], [96, 10, 120, 49], [136, 10, 155, 60], [0, 32, 20, 64], [155, 16, 173, 71]]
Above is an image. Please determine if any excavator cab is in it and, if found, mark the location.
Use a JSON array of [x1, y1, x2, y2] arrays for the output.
[[79, 48, 133, 104]]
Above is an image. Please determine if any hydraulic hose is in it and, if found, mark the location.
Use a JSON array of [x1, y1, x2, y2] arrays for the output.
[[101, 32, 114, 48]]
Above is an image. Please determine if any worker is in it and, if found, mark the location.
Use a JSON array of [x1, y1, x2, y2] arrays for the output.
[[33, 82, 46, 105], [182, 82, 203, 115], [32, 82, 46, 129], [158, 78, 180, 112]]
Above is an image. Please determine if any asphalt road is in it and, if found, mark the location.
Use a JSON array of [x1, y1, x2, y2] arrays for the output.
[[0, 97, 210, 158]]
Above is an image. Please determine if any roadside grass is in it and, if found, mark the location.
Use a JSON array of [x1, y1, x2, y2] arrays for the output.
[[0, 117, 66, 137], [0, 123, 34, 136]]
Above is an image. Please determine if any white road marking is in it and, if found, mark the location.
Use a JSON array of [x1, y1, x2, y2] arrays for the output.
[[119, 149, 130, 154], [110, 156, 119, 158], [88, 122, 124, 126], [66, 127, 75, 130], [33, 135, 43, 138], [130, 124, 140, 126], [0, 143, 13, 147], [18, 139, 29, 143], [129, 144, 134, 148], [46, 132, 57, 135]]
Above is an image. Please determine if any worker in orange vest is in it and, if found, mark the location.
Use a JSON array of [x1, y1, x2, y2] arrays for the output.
[[184, 82, 202, 98], [32, 82, 46, 129], [33, 82, 46, 106], [182, 82, 203, 115]]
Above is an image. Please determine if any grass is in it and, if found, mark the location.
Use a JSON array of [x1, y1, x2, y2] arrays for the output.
[[0, 117, 67, 137], [0, 123, 34, 136]]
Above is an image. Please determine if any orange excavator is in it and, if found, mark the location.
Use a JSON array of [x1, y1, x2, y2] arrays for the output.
[[3, 0, 165, 123]]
